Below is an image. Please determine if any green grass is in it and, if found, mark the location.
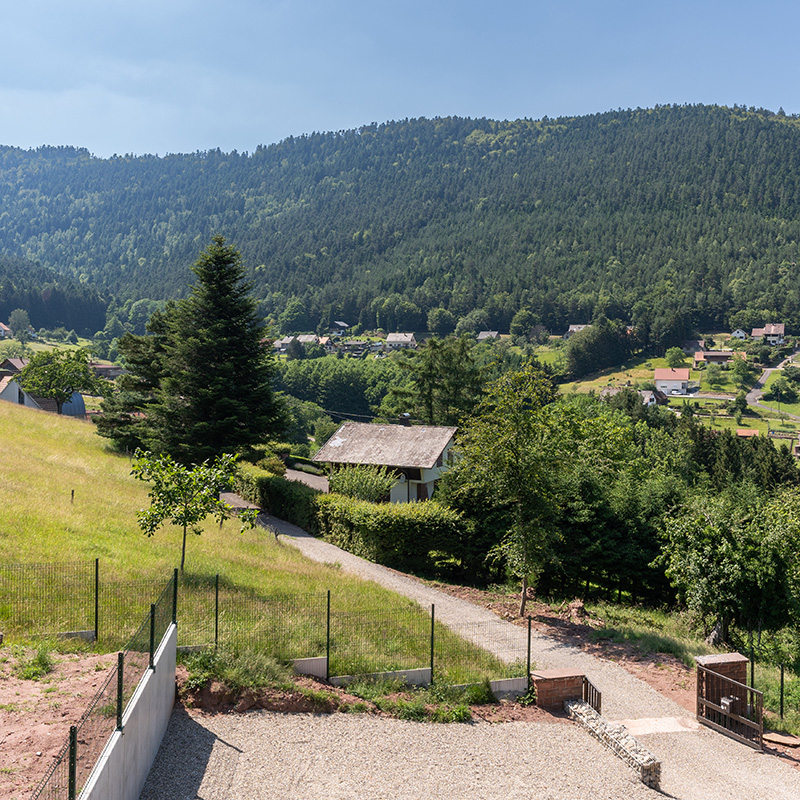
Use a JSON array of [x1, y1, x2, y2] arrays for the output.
[[585, 600, 800, 734], [585, 602, 715, 668], [754, 663, 800, 735], [11, 644, 54, 680], [1, 401, 509, 687]]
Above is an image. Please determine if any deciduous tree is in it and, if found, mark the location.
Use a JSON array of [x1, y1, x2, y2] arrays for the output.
[[8, 308, 31, 344], [18, 348, 107, 413], [131, 449, 257, 571]]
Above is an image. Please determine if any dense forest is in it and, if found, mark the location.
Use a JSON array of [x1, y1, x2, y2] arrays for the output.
[[0, 254, 106, 332], [4, 105, 800, 343]]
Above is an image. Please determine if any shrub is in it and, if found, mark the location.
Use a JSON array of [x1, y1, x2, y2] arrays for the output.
[[236, 464, 319, 532], [315, 494, 464, 572], [13, 645, 54, 680], [328, 464, 396, 503]]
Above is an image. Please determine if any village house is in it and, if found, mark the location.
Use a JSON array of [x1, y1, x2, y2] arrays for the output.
[[273, 335, 296, 353], [693, 350, 745, 367], [476, 330, 499, 342], [0, 322, 10, 339], [751, 323, 785, 345], [654, 367, 691, 395], [563, 324, 589, 339], [681, 339, 705, 355], [89, 362, 126, 380], [730, 328, 748, 340], [599, 386, 666, 407], [318, 336, 336, 354], [386, 332, 417, 350], [313, 421, 457, 503], [0, 358, 86, 416]]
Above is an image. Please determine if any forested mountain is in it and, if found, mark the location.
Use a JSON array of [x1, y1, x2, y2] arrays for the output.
[[0, 254, 106, 332], [3, 105, 800, 341]]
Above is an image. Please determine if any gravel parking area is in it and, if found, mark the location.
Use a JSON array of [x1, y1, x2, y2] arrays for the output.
[[141, 710, 653, 800], [141, 516, 800, 799]]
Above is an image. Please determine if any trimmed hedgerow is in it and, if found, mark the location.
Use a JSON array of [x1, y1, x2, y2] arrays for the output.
[[315, 493, 464, 572], [236, 464, 320, 533]]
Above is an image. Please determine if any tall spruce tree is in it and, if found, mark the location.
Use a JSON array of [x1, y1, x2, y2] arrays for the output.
[[145, 236, 282, 464], [94, 308, 172, 452]]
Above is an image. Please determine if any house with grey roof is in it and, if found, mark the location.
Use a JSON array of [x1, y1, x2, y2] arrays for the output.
[[313, 421, 457, 503], [386, 332, 417, 350]]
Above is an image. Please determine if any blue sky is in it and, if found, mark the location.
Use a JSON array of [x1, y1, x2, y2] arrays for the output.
[[2, 0, 799, 157]]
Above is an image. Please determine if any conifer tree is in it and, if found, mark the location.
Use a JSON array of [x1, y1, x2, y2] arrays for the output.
[[145, 236, 283, 465]]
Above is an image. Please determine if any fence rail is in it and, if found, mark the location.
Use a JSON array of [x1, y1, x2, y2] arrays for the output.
[[9, 561, 543, 798], [583, 676, 602, 714]]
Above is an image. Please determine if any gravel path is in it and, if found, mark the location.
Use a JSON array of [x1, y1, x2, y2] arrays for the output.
[[141, 516, 800, 799]]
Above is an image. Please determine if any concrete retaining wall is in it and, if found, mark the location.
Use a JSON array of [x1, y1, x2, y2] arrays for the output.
[[331, 667, 432, 687], [80, 624, 177, 800]]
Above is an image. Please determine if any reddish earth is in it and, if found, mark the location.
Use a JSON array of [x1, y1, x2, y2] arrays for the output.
[[3, 584, 799, 797], [0, 648, 116, 800]]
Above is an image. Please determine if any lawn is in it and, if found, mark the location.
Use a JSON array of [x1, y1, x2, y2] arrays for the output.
[[557, 354, 663, 394], [759, 370, 800, 418]]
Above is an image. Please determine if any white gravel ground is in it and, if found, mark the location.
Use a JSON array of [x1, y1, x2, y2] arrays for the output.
[[140, 516, 800, 799], [141, 711, 654, 800]]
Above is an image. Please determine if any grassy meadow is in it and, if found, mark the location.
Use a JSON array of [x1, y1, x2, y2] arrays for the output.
[[0, 401, 509, 684]]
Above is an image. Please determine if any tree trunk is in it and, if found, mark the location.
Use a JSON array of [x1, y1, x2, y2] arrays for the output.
[[181, 525, 187, 572], [519, 574, 528, 617]]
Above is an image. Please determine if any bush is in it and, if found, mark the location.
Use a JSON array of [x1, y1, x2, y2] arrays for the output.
[[256, 455, 287, 476], [236, 464, 319, 532], [315, 493, 465, 572], [328, 464, 396, 503]]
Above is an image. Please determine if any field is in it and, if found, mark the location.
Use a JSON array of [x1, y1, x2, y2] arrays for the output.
[[0, 401, 512, 684]]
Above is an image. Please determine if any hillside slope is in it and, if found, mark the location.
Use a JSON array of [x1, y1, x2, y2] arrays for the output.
[[2, 105, 800, 338]]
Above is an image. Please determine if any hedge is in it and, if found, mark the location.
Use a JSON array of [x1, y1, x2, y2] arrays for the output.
[[235, 464, 320, 533], [235, 466, 468, 574], [315, 493, 465, 572]]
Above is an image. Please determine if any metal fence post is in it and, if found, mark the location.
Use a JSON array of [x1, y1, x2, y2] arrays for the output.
[[527, 616, 532, 692], [94, 558, 99, 643], [149, 604, 156, 671], [430, 604, 435, 686], [172, 568, 178, 625], [781, 664, 785, 719], [68, 725, 77, 800], [116, 652, 124, 731], [326, 590, 331, 681], [214, 574, 219, 650]]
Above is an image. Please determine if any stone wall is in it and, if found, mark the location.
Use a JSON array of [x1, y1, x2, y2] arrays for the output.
[[565, 699, 661, 789]]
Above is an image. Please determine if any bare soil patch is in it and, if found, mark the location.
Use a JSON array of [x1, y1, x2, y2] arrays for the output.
[[0, 646, 116, 800]]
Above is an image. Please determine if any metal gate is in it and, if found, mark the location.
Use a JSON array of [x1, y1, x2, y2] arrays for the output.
[[696, 664, 763, 750]]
